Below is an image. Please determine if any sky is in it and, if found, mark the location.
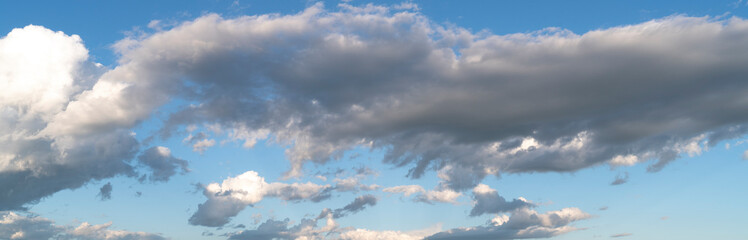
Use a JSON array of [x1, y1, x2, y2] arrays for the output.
[[1, 1, 748, 239]]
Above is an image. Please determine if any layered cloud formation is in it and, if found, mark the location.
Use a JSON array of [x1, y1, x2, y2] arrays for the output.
[[37, 3, 748, 194], [3, 2, 748, 239]]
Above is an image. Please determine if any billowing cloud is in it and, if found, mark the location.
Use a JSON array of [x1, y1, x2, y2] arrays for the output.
[[427, 207, 592, 240], [469, 184, 534, 217], [0, 25, 193, 210], [34, 3, 748, 195], [0, 25, 144, 210], [189, 171, 332, 227], [0, 212, 166, 240]]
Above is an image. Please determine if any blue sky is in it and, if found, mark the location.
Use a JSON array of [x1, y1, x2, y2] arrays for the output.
[[1, 1, 748, 240]]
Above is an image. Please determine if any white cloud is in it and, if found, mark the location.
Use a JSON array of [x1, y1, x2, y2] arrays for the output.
[[383, 185, 462, 204], [0, 25, 158, 210], [383, 185, 424, 197], [189, 171, 332, 227]]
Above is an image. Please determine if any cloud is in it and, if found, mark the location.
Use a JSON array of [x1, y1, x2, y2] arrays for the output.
[[469, 184, 534, 217], [610, 172, 629, 185], [38, 3, 748, 194], [0, 212, 61, 240], [332, 195, 377, 218], [383, 185, 462, 204], [339, 224, 442, 240], [332, 173, 380, 192], [137, 146, 189, 182], [0, 212, 166, 240], [226, 209, 338, 240], [63, 222, 167, 240], [189, 171, 332, 227], [0, 25, 195, 210], [97, 182, 113, 201], [427, 207, 592, 240], [611, 233, 633, 238], [0, 25, 149, 210], [226, 206, 440, 240]]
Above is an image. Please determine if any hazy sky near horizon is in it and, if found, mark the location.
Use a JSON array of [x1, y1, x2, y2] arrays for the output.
[[2, 1, 748, 239]]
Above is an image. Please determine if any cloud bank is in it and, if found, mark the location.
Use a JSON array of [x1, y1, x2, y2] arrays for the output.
[[34, 3, 748, 195]]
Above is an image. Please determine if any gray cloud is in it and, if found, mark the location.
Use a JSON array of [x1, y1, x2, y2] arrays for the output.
[[97, 182, 113, 201], [611, 172, 629, 186], [137, 146, 189, 183], [469, 184, 534, 217], [332, 195, 377, 218], [47, 4, 748, 194], [8, 3, 748, 211], [611, 233, 633, 238], [427, 207, 591, 240]]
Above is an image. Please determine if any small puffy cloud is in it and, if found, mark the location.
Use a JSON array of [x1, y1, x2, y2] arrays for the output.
[[189, 171, 332, 227], [427, 207, 592, 240], [0, 212, 166, 240], [97, 182, 113, 201], [743, 150, 748, 160], [469, 184, 534, 217]]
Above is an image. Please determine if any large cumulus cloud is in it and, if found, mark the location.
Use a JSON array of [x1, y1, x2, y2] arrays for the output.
[[0, 25, 189, 210], [43, 3, 748, 194]]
